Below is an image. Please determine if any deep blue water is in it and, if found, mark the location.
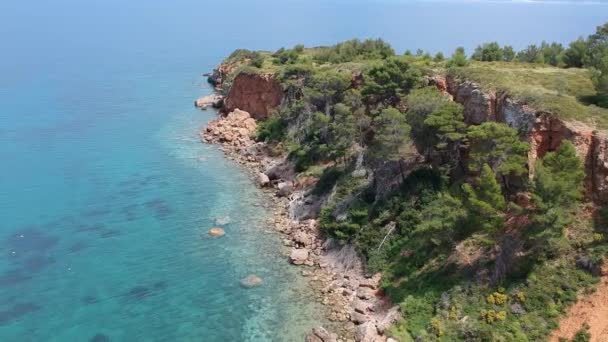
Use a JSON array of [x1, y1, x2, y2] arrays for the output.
[[0, 0, 606, 341]]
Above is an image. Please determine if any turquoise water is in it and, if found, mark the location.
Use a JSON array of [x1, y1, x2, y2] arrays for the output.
[[0, 64, 326, 341], [1, 0, 606, 341]]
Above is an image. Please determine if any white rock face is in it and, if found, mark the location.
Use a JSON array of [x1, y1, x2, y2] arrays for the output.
[[194, 94, 224, 109], [258, 173, 270, 187], [277, 181, 293, 197], [289, 248, 310, 265]]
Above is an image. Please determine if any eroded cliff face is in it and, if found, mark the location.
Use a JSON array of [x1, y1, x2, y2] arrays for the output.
[[441, 75, 608, 203], [222, 73, 283, 120]]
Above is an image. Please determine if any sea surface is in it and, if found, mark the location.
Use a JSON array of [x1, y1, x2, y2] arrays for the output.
[[0, 0, 606, 341]]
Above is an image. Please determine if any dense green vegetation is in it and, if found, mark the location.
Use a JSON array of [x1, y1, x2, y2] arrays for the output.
[[219, 24, 608, 341]]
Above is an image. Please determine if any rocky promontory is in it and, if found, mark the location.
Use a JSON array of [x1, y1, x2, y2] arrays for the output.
[[199, 101, 400, 341]]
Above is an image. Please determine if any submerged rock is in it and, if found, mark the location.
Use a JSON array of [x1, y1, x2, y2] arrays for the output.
[[207, 227, 225, 237], [214, 216, 231, 225], [240, 274, 263, 288]]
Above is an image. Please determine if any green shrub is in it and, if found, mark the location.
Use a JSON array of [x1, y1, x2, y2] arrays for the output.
[[255, 115, 286, 142]]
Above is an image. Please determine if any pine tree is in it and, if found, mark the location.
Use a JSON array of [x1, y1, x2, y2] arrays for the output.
[[415, 193, 467, 245], [533, 141, 584, 210], [532, 141, 585, 236], [372, 107, 412, 181], [331, 103, 356, 164], [467, 122, 529, 181], [462, 164, 506, 233]]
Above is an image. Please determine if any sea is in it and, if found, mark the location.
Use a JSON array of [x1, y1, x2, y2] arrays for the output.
[[0, 0, 606, 341]]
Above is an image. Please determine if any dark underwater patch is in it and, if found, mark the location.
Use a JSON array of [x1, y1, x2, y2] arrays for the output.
[[152, 280, 168, 291], [68, 241, 88, 253], [120, 204, 139, 221], [144, 199, 172, 219], [90, 333, 110, 342], [82, 295, 98, 305], [99, 229, 121, 239], [22, 255, 55, 272], [124, 286, 150, 301], [5, 227, 59, 255], [0, 302, 41, 325], [0, 270, 31, 287]]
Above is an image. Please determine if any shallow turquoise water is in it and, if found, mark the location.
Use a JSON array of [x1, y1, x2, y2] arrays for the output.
[[1, 0, 606, 341], [0, 66, 326, 341]]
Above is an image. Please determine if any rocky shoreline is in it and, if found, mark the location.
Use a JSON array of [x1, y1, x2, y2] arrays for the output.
[[199, 107, 400, 342]]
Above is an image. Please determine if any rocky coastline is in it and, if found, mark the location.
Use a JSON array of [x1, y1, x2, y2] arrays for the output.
[[199, 105, 400, 342]]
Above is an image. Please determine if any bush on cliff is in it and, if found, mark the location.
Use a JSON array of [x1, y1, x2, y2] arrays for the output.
[[313, 38, 395, 63]]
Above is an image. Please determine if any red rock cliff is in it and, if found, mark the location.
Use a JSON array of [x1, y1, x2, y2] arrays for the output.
[[439, 75, 608, 203], [222, 73, 283, 120]]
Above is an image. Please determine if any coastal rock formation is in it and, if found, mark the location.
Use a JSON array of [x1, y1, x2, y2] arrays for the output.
[[354, 321, 381, 342], [305, 326, 338, 342], [202, 109, 257, 147], [446, 77, 497, 124], [194, 94, 224, 110], [289, 248, 310, 265], [222, 73, 283, 120], [440, 75, 608, 203], [207, 61, 241, 91], [257, 172, 270, 187]]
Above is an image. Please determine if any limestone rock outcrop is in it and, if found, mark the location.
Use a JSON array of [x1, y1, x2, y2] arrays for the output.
[[194, 94, 224, 110], [289, 248, 310, 265], [439, 75, 608, 203], [305, 326, 338, 342], [202, 109, 257, 147]]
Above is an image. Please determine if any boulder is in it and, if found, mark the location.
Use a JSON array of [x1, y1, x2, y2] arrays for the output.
[[293, 231, 313, 247], [355, 322, 380, 342], [305, 326, 337, 342], [207, 227, 225, 237], [359, 278, 379, 290], [356, 288, 375, 300], [350, 311, 369, 324], [277, 182, 293, 197], [353, 299, 369, 314], [289, 248, 310, 265], [194, 94, 224, 109], [376, 305, 402, 334], [258, 173, 270, 187], [240, 275, 263, 288], [265, 158, 295, 181]]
